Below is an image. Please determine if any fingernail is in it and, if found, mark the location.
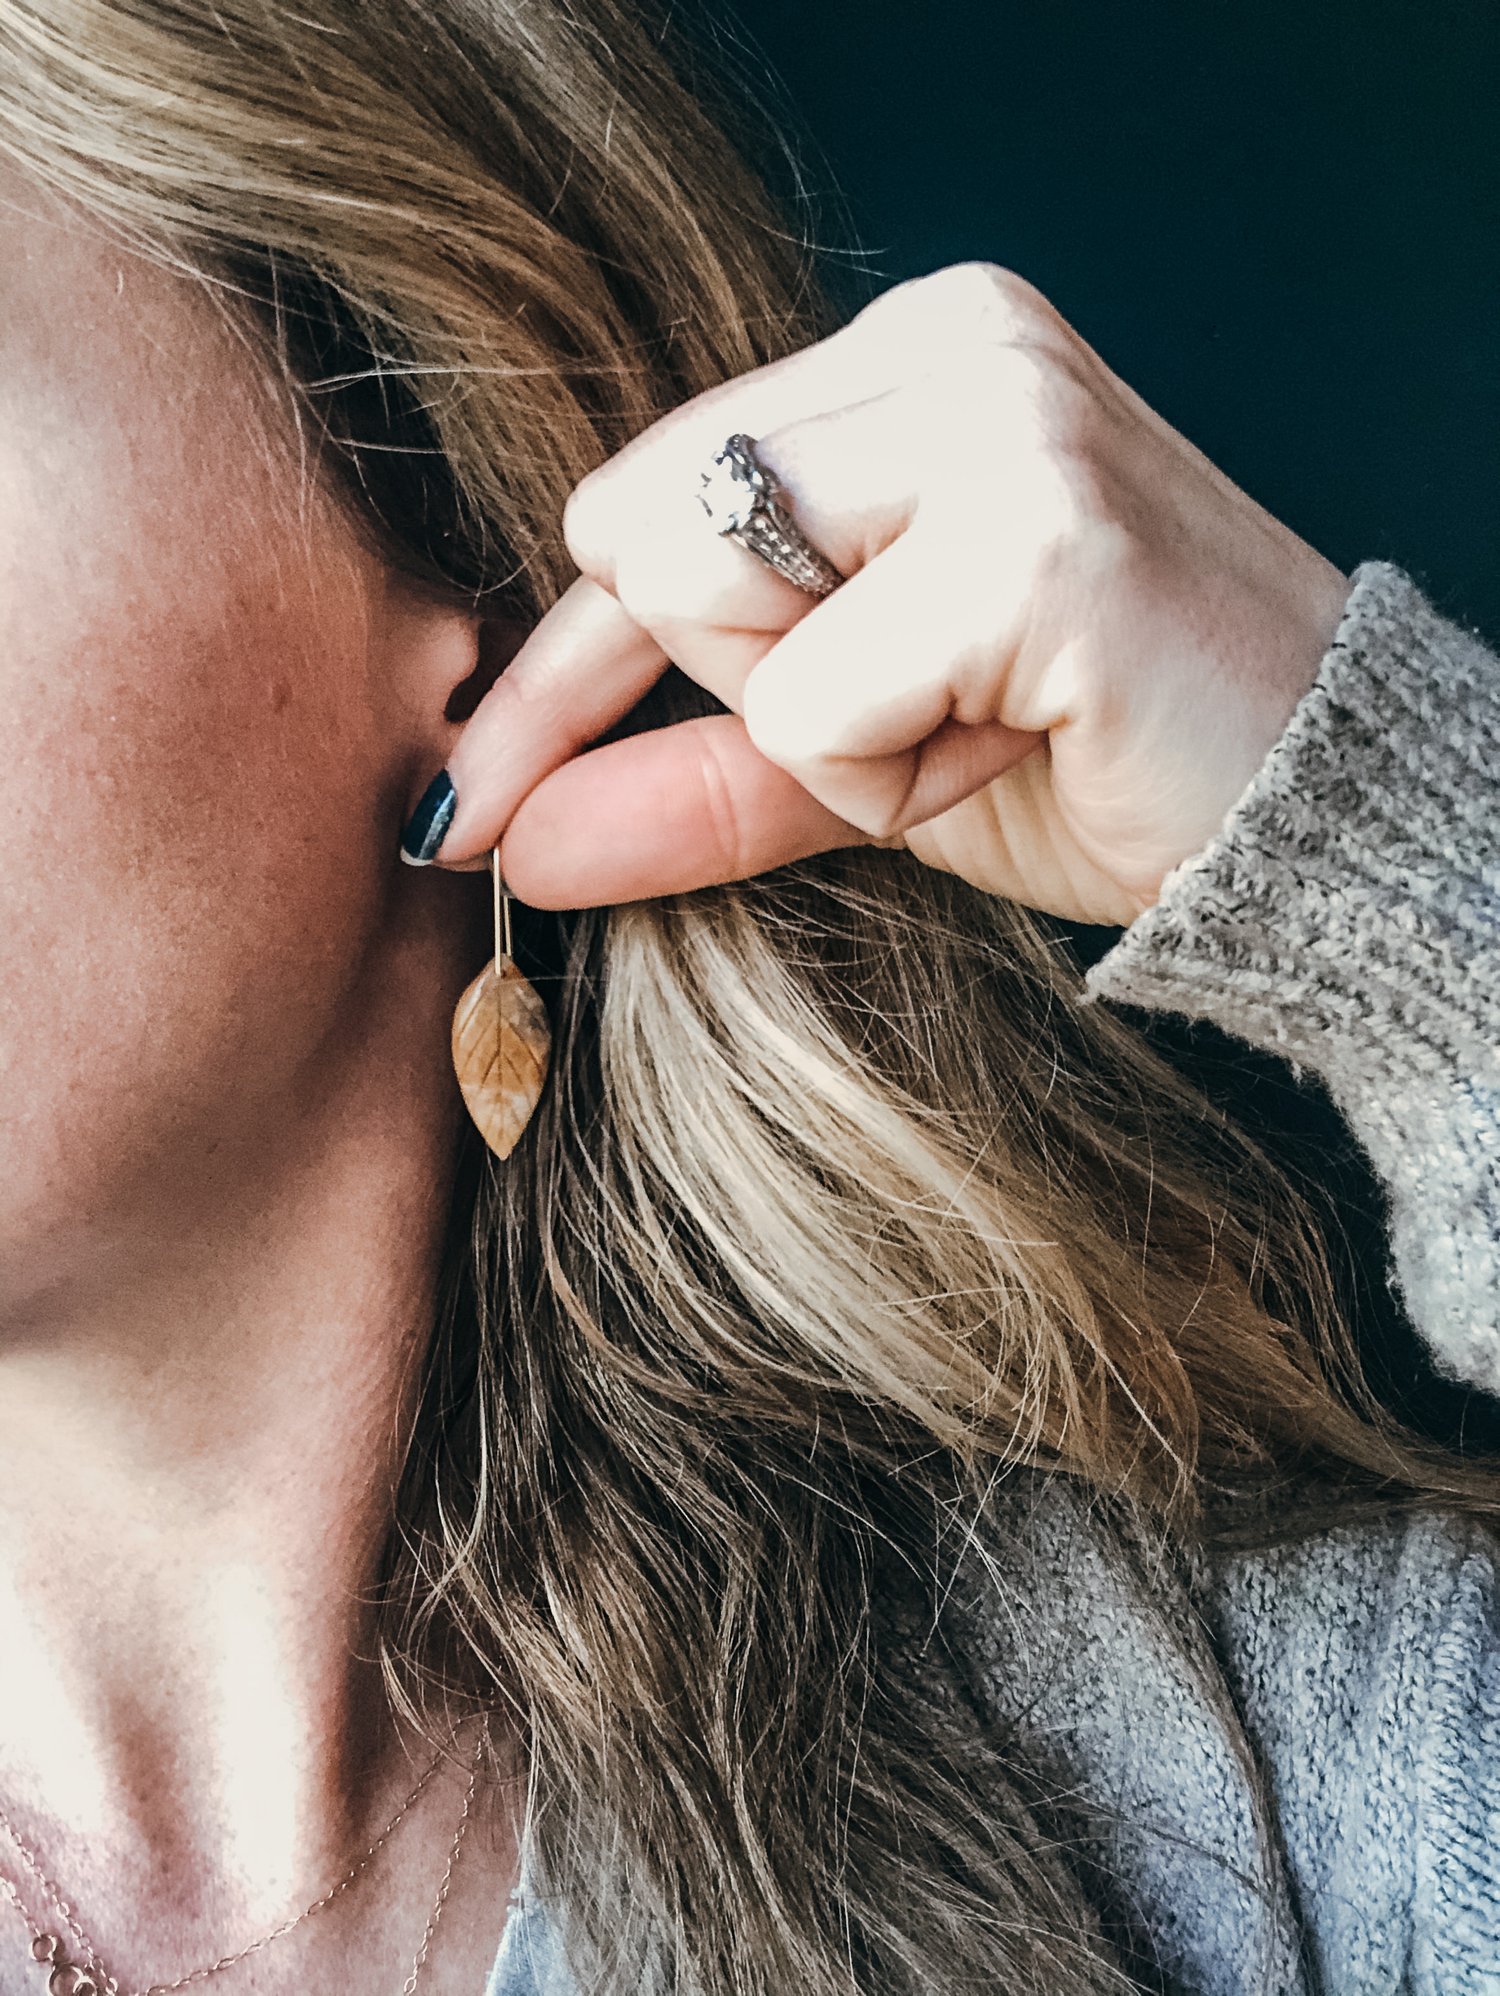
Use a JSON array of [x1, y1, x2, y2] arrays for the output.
[[399, 770, 457, 865]]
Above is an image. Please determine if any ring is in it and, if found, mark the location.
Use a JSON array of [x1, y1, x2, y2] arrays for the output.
[[696, 432, 845, 599]]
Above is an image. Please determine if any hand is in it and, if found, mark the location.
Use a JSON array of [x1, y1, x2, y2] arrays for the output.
[[426, 261, 1353, 927]]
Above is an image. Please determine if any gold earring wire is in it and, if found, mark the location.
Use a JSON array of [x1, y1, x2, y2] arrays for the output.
[[494, 843, 510, 973], [450, 846, 552, 1159]]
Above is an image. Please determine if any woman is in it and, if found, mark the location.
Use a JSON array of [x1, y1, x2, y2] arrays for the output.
[[0, 2, 1493, 1993]]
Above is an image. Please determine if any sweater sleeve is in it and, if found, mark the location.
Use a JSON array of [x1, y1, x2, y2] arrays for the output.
[[1080, 559, 1499, 1392]]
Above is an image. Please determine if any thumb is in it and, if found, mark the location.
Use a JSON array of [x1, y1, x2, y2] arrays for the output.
[[493, 710, 890, 909]]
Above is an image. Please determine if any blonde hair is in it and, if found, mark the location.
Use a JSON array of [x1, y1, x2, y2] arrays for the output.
[[2, 4, 1493, 1990]]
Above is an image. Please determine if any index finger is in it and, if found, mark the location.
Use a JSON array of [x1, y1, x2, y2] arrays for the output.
[[560, 290, 946, 588], [432, 574, 669, 865]]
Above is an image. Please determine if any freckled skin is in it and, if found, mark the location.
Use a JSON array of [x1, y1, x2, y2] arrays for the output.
[[0, 160, 481, 1301]]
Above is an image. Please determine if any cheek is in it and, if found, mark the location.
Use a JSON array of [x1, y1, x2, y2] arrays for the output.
[[0, 419, 391, 1248]]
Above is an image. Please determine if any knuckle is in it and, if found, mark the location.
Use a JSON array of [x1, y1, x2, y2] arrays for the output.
[[561, 470, 611, 578], [906, 260, 1066, 342]]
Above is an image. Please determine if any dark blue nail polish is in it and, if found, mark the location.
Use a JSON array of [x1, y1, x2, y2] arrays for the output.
[[399, 770, 457, 865]]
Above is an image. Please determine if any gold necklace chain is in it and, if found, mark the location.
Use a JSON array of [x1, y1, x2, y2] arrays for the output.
[[0, 1714, 488, 1996], [0, 1755, 444, 1988], [398, 1747, 481, 1996]]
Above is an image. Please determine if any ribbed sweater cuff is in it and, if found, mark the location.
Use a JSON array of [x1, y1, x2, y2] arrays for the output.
[[1080, 559, 1499, 1095]]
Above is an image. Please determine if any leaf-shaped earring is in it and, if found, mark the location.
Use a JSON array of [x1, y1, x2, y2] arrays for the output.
[[451, 849, 552, 1159]]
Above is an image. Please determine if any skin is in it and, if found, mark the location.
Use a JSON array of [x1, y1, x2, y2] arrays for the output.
[[0, 160, 520, 1990]]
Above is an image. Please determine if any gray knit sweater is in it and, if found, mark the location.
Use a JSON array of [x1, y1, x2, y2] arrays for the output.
[[487, 560, 1500, 1996]]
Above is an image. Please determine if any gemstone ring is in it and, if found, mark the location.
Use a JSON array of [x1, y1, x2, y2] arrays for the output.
[[696, 432, 845, 599]]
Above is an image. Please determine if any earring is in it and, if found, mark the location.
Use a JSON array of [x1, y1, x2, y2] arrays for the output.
[[451, 849, 552, 1159]]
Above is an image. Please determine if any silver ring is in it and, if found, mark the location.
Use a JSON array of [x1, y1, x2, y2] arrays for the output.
[[696, 432, 844, 599]]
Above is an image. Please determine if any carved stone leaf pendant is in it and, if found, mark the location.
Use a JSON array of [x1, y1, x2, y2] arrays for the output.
[[451, 954, 552, 1160]]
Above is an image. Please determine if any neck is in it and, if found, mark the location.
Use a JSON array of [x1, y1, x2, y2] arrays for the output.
[[0, 903, 485, 1959]]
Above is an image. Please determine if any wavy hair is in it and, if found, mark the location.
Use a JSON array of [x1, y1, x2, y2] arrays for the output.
[[2, 4, 1494, 1991]]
